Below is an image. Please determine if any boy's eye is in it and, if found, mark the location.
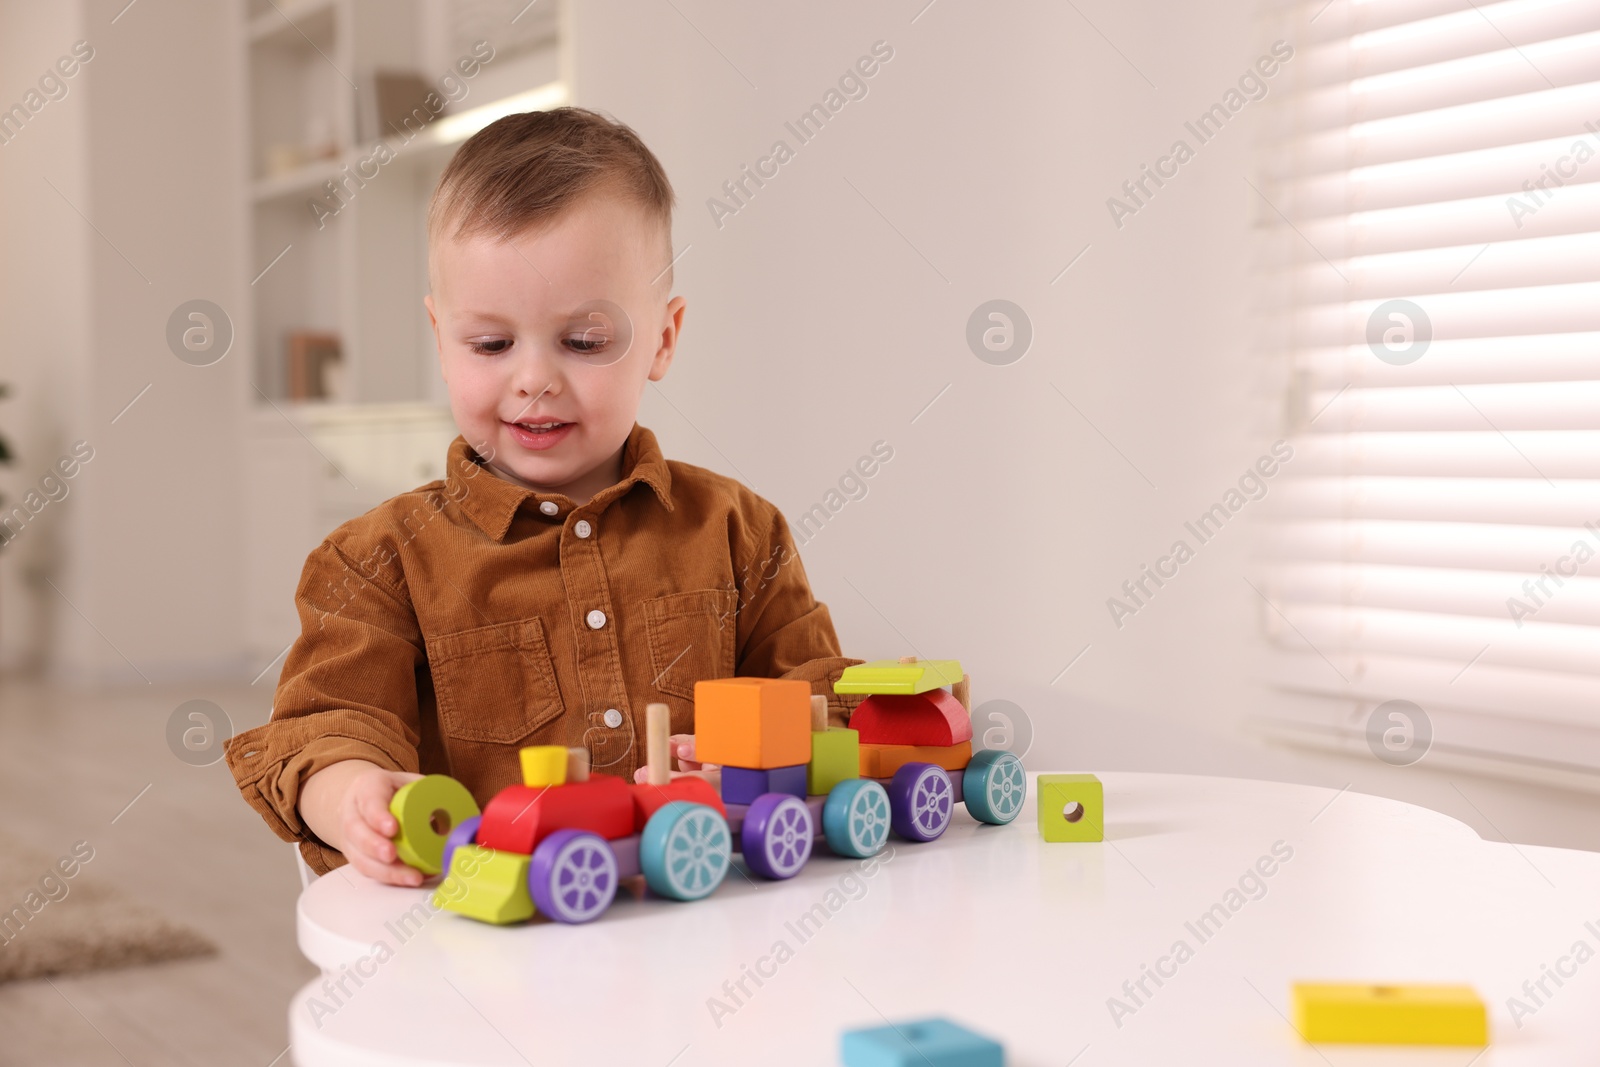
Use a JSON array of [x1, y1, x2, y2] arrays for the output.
[[468, 339, 511, 355], [565, 335, 609, 355]]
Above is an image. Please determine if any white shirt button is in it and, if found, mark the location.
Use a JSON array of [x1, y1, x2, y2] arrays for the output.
[[538, 500, 559, 516], [574, 519, 592, 539], [603, 708, 623, 729], [586, 609, 607, 629]]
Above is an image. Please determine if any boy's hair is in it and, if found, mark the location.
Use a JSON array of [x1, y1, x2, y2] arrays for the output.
[[427, 106, 677, 287]]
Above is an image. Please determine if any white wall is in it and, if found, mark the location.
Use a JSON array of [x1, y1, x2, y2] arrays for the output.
[[0, 0, 244, 681], [569, 0, 1289, 765]]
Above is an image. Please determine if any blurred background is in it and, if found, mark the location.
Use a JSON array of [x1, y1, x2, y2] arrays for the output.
[[1, 0, 1596, 1059]]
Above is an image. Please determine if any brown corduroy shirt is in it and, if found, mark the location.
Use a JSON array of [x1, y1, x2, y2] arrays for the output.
[[224, 423, 864, 874]]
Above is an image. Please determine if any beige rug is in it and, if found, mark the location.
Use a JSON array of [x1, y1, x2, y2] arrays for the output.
[[0, 833, 216, 983]]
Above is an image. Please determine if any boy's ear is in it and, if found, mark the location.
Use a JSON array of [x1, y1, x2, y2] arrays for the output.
[[424, 294, 446, 380], [647, 296, 687, 382]]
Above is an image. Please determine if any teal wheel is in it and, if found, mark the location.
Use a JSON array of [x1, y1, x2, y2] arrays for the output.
[[963, 750, 1026, 824], [823, 779, 891, 858], [639, 801, 731, 901]]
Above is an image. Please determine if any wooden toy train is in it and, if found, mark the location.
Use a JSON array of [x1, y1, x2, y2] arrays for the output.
[[387, 657, 1027, 924]]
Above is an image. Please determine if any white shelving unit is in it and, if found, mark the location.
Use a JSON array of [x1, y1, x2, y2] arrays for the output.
[[238, 0, 569, 669]]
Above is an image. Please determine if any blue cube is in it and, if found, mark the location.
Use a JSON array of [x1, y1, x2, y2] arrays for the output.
[[721, 763, 807, 805], [841, 1017, 1004, 1067]]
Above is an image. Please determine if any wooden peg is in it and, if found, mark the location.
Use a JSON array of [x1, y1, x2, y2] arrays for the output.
[[810, 694, 829, 732], [953, 672, 971, 713], [566, 746, 590, 783], [898, 655, 917, 664], [645, 702, 671, 786]]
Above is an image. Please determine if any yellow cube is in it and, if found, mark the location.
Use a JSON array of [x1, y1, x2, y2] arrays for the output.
[[807, 727, 860, 795], [434, 845, 535, 925], [1037, 773, 1102, 842], [1292, 983, 1487, 1045], [519, 745, 568, 788]]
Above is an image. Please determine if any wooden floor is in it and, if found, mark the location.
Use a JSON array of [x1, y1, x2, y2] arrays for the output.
[[0, 678, 312, 1067], [2, 674, 1597, 1065]]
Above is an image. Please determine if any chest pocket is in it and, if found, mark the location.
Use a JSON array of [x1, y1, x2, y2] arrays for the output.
[[426, 617, 564, 745], [642, 588, 739, 700]]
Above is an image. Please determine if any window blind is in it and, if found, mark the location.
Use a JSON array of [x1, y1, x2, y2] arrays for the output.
[[1253, 0, 1600, 784]]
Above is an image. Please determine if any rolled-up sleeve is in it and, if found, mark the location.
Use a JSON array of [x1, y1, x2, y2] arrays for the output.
[[224, 538, 425, 873], [734, 505, 865, 726]]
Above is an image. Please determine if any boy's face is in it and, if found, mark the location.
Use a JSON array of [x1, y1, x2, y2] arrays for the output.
[[425, 188, 685, 504]]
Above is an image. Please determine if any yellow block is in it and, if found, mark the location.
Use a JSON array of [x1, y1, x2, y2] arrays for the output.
[[389, 774, 480, 875], [833, 659, 964, 695], [433, 845, 535, 925], [519, 745, 568, 788], [1292, 983, 1487, 1045]]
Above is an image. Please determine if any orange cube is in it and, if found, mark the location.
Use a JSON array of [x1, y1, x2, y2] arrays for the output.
[[693, 677, 811, 769]]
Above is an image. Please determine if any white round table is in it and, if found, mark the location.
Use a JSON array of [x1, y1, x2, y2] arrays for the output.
[[288, 772, 1600, 1065]]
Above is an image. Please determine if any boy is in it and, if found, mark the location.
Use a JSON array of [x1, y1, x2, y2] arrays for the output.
[[225, 108, 863, 886]]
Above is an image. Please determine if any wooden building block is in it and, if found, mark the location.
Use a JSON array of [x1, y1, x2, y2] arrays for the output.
[[433, 845, 535, 925], [519, 745, 567, 788], [693, 677, 811, 769], [833, 659, 965, 696], [646, 702, 671, 786], [477, 777, 635, 854], [808, 726, 860, 796], [1038, 773, 1102, 842], [721, 764, 807, 805], [850, 690, 973, 747], [859, 741, 971, 779], [388, 774, 481, 875], [631, 775, 726, 829], [841, 1016, 1004, 1066], [1292, 983, 1488, 1045]]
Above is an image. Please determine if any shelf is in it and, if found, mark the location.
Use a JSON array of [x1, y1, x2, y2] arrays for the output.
[[248, 399, 452, 430], [251, 154, 346, 202], [248, 79, 565, 205], [420, 81, 567, 148]]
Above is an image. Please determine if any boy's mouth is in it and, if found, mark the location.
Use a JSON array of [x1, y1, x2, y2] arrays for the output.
[[505, 419, 571, 434], [504, 419, 575, 449]]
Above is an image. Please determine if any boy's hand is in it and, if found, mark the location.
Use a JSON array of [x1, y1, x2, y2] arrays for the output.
[[342, 767, 428, 886], [632, 734, 720, 784], [302, 760, 426, 887], [671, 734, 706, 771]]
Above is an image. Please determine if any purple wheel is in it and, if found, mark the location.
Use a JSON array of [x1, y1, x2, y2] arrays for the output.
[[888, 763, 954, 842], [440, 814, 481, 878], [529, 829, 618, 924], [740, 793, 814, 879]]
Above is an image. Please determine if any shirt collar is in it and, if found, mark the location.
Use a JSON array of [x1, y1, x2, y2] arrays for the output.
[[445, 422, 675, 542]]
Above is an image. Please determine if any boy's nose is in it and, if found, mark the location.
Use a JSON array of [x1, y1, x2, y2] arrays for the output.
[[515, 376, 554, 400], [512, 349, 563, 399]]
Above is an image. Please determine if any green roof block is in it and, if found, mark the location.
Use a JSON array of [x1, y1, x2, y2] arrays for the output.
[[833, 659, 964, 695]]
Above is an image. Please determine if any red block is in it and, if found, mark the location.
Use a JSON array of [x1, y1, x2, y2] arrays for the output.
[[477, 777, 635, 853], [849, 689, 973, 747], [630, 776, 727, 831]]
